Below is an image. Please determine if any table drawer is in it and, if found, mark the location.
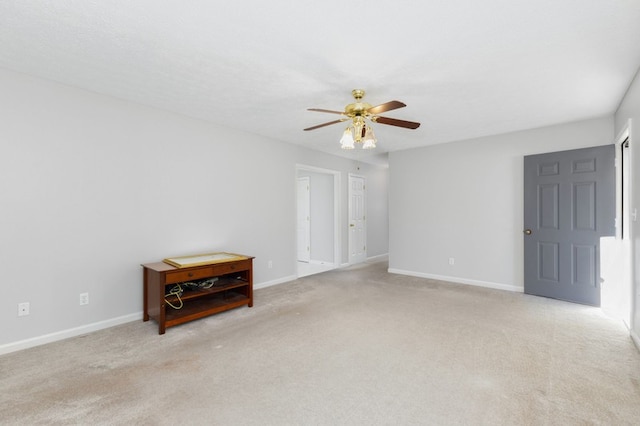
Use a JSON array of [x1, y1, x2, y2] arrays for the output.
[[211, 259, 251, 275], [165, 267, 214, 284]]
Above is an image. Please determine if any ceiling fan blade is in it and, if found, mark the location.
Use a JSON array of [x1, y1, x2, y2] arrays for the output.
[[304, 119, 345, 131], [374, 116, 421, 129], [367, 100, 406, 115], [307, 108, 345, 115]]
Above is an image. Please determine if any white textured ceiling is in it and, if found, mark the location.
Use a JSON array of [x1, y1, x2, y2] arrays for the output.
[[2, 1, 640, 164]]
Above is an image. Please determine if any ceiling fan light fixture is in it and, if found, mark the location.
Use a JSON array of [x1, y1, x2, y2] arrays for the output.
[[340, 127, 355, 149], [362, 126, 377, 149]]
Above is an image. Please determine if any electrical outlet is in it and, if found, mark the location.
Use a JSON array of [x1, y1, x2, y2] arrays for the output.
[[79, 293, 89, 306], [448, 257, 455, 266], [18, 302, 30, 316], [268, 260, 273, 269]]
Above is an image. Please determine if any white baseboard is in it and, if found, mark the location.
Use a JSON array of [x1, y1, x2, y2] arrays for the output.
[[254, 275, 297, 290], [2, 273, 300, 355], [2, 273, 302, 356], [631, 329, 640, 353], [388, 268, 523, 293], [0, 312, 141, 356]]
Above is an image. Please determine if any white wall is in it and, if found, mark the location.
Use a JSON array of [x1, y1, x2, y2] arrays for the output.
[[615, 66, 640, 344], [389, 117, 614, 290], [0, 68, 388, 351], [364, 164, 389, 258]]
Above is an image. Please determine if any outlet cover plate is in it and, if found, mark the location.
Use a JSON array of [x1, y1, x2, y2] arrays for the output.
[[80, 293, 89, 305]]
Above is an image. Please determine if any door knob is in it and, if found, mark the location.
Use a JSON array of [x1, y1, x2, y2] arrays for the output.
[[523, 229, 532, 235], [350, 224, 355, 227]]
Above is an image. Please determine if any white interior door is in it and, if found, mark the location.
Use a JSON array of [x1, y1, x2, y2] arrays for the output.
[[349, 174, 366, 264], [297, 177, 310, 262]]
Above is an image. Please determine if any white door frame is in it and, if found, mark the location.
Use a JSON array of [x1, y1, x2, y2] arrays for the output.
[[295, 164, 341, 268], [614, 120, 634, 328]]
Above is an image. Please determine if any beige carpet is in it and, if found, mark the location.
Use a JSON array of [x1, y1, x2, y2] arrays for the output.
[[1, 260, 640, 425]]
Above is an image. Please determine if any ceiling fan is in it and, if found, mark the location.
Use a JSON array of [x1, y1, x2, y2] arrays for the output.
[[304, 89, 421, 149]]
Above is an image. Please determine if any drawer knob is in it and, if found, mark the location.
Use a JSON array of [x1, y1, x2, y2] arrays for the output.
[[188, 272, 194, 277], [230, 265, 236, 270]]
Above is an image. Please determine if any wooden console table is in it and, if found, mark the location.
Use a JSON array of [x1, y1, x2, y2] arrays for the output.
[[142, 254, 254, 334]]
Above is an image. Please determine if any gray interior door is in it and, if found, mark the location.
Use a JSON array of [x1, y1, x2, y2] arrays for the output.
[[523, 145, 615, 306]]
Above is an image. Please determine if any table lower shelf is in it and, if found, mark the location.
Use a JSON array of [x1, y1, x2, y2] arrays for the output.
[[164, 292, 250, 328]]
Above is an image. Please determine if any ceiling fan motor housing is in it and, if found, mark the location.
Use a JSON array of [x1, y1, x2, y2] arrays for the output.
[[346, 89, 372, 117], [345, 102, 373, 118]]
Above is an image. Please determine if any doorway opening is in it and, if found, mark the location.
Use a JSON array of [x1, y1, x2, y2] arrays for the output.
[[295, 165, 341, 278]]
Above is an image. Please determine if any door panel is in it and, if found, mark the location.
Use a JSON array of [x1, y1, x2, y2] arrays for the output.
[[524, 145, 615, 306], [539, 184, 559, 229], [573, 182, 595, 230], [538, 242, 559, 282]]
